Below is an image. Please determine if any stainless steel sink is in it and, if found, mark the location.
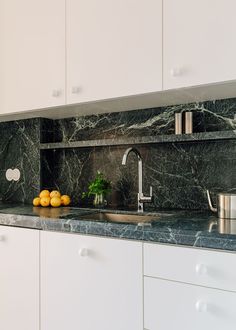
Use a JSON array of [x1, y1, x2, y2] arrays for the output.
[[79, 212, 160, 225]]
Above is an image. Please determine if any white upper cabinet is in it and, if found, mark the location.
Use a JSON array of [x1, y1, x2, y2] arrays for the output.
[[66, 0, 162, 105], [2, 0, 236, 117], [164, 0, 236, 90], [0, 0, 65, 114]]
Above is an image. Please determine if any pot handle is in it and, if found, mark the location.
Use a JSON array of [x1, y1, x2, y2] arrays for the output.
[[206, 190, 217, 213]]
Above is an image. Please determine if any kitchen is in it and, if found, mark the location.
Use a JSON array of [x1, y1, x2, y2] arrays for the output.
[[1, 1, 236, 330]]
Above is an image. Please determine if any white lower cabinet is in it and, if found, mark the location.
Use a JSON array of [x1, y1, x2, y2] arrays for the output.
[[144, 243, 236, 330], [2, 225, 236, 330], [0, 226, 39, 330], [40, 231, 143, 330], [144, 277, 236, 330]]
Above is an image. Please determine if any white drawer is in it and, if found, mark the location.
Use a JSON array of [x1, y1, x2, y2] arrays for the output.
[[144, 243, 236, 292], [144, 277, 236, 330]]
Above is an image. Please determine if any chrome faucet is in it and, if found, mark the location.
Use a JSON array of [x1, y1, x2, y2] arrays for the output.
[[122, 147, 153, 212]]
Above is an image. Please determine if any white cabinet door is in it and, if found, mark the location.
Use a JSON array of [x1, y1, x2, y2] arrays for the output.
[[41, 232, 142, 330], [144, 277, 236, 330], [0, 226, 39, 330], [67, 0, 162, 104], [0, 0, 65, 114], [164, 0, 236, 90]]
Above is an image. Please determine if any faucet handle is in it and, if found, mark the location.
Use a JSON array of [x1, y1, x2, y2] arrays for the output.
[[139, 186, 153, 204], [150, 186, 153, 197]]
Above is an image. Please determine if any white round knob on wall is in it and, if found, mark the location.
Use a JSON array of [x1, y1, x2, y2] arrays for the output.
[[79, 248, 89, 257], [195, 264, 208, 276], [6, 168, 21, 182], [72, 86, 80, 94], [195, 300, 208, 313]]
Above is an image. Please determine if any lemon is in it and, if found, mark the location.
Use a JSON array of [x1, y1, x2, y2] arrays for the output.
[[40, 197, 50, 207], [39, 190, 50, 198], [50, 190, 61, 199], [33, 197, 41, 207], [50, 196, 61, 208], [61, 195, 71, 206]]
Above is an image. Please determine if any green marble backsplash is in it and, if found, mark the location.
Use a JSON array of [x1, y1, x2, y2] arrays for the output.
[[1, 97, 236, 209]]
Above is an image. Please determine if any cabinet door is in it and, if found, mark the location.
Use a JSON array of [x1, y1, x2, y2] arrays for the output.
[[0, 0, 65, 114], [164, 0, 236, 89], [67, 0, 162, 104], [144, 277, 236, 330], [41, 232, 142, 330], [0, 226, 39, 330]]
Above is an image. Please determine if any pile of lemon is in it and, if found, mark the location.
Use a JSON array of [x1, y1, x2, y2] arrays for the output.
[[33, 190, 71, 208]]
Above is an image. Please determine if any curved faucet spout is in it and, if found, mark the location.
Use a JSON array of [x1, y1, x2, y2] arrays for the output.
[[122, 147, 142, 165], [122, 147, 153, 212]]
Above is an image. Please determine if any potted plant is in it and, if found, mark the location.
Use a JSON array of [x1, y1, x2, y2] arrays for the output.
[[82, 171, 112, 207]]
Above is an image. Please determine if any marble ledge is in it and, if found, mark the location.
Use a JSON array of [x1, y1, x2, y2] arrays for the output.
[[39, 130, 236, 150], [0, 204, 236, 252]]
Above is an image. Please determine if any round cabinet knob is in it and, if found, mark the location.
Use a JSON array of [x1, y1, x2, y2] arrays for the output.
[[72, 86, 80, 94], [52, 89, 62, 98], [195, 264, 208, 275], [79, 248, 89, 257], [195, 300, 208, 313], [170, 67, 182, 77]]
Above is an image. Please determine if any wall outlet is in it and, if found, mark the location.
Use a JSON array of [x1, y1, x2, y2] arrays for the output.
[[6, 168, 21, 182]]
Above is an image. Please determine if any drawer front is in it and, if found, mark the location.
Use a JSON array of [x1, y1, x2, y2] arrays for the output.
[[144, 243, 236, 292], [144, 277, 236, 330]]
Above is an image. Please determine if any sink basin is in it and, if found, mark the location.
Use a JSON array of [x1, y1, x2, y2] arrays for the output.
[[79, 212, 160, 225]]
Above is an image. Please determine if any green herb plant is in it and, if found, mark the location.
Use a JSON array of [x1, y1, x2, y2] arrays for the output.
[[82, 171, 112, 199]]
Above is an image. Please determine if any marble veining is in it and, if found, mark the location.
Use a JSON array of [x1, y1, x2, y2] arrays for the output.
[[39, 98, 236, 210], [0, 118, 41, 204], [53, 99, 236, 142], [1, 97, 236, 208], [0, 204, 236, 252]]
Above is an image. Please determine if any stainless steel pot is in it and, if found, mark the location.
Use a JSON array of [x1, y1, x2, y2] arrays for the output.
[[207, 190, 236, 219]]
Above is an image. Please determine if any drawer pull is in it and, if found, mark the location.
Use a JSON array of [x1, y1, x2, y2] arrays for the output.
[[170, 67, 182, 77], [79, 248, 89, 257], [71, 86, 80, 94], [195, 300, 208, 313], [0, 235, 5, 241], [195, 264, 208, 275], [52, 89, 62, 98]]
